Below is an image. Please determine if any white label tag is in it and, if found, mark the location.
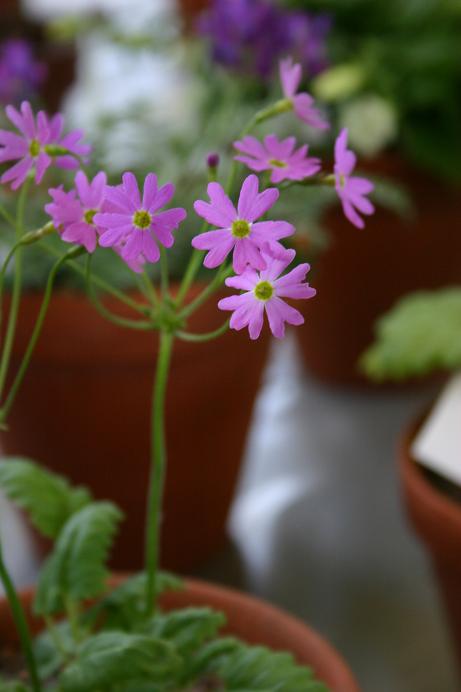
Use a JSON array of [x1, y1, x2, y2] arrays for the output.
[[411, 373, 461, 486]]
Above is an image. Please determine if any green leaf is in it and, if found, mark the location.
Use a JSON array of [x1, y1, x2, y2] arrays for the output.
[[34, 502, 123, 615], [146, 607, 226, 660], [34, 621, 75, 680], [0, 458, 91, 539], [89, 571, 183, 631], [361, 288, 461, 380], [60, 631, 180, 692], [190, 639, 328, 691]]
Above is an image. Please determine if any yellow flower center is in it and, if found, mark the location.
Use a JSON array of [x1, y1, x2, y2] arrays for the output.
[[269, 158, 287, 168], [133, 210, 152, 229], [29, 139, 41, 157], [84, 209, 97, 225], [254, 280, 274, 301], [231, 219, 251, 238]]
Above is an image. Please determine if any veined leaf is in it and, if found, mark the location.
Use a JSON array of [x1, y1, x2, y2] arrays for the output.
[[60, 631, 180, 692], [361, 288, 461, 380], [0, 458, 91, 539], [89, 571, 183, 630], [34, 502, 122, 615], [199, 640, 328, 691], [146, 607, 226, 660]]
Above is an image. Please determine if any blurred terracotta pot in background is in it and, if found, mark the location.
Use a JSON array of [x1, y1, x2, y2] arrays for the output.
[[400, 412, 461, 682], [297, 156, 461, 386], [0, 578, 360, 692], [0, 288, 269, 571]]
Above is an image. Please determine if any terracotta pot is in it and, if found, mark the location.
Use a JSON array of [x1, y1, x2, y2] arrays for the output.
[[0, 578, 359, 691], [400, 412, 461, 679], [0, 288, 269, 571], [297, 155, 461, 386]]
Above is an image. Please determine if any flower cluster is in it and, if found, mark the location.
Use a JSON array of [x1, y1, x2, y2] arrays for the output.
[[0, 39, 46, 106], [198, 0, 331, 80], [0, 56, 375, 341]]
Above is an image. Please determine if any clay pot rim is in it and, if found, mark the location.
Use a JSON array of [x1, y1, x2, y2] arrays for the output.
[[0, 576, 359, 692], [399, 409, 461, 533]]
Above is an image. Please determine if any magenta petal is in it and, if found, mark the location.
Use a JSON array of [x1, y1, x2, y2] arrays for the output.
[[192, 228, 231, 251], [150, 182, 174, 213], [142, 173, 158, 209], [236, 174, 259, 220], [1, 156, 33, 189], [121, 172, 141, 207], [142, 233, 160, 263], [99, 225, 132, 247], [203, 237, 235, 268], [279, 58, 301, 98], [225, 270, 259, 291], [194, 200, 232, 228], [207, 182, 237, 224], [293, 94, 329, 130], [251, 220, 294, 241], [34, 151, 52, 184], [218, 293, 251, 311]]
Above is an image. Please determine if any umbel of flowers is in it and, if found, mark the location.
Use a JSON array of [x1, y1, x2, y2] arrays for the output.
[[0, 58, 374, 690]]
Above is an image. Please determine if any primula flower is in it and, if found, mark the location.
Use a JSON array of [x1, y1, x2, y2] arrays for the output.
[[334, 128, 375, 229], [234, 134, 321, 183], [94, 172, 186, 265], [280, 57, 329, 130], [218, 246, 316, 340], [45, 171, 107, 253], [193, 174, 294, 274], [0, 101, 90, 190]]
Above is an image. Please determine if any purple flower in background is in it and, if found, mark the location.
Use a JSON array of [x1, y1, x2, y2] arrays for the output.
[[0, 101, 90, 189], [280, 58, 329, 130], [192, 174, 294, 274], [283, 13, 331, 77], [95, 172, 187, 266], [198, 0, 331, 80], [218, 246, 316, 340], [45, 171, 107, 253], [198, 0, 289, 79], [0, 39, 46, 105], [234, 134, 321, 183], [334, 128, 375, 229]]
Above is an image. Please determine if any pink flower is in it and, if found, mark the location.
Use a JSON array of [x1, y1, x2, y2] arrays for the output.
[[0, 101, 90, 190], [192, 174, 294, 274], [94, 172, 186, 265], [45, 171, 107, 253], [234, 134, 321, 183], [279, 57, 329, 130], [218, 246, 316, 340], [334, 128, 375, 229]]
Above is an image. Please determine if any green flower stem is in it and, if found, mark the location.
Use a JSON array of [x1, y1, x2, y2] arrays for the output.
[[0, 201, 15, 229], [179, 264, 234, 320], [0, 224, 55, 327], [36, 241, 150, 317], [0, 180, 30, 402], [0, 246, 85, 425], [139, 271, 160, 310], [145, 329, 174, 616], [174, 218, 209, 308], [85, 256, 155, 331], [159, 246, 169, 298], [177, 319, 229, 342], [0, 540, 42, 692]]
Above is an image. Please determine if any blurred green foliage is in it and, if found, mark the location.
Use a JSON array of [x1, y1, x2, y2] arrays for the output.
[[285, 0, 461, 181]]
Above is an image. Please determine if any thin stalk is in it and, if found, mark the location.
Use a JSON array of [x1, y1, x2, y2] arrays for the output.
[[144, 330, 174, 615], [0, 180, 29, 401], [85, 256, 155, 331], [177, 320, 229, 342], [0, 202, 15, 229], [0, 541, 42, 692], [0, 247, 84, 424], [159, 247, 169, 298], [36, 242, 150, 317], [139, 270, 160, 310], [179, 265, 233, 320], [174, 219, 208, 308]]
